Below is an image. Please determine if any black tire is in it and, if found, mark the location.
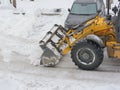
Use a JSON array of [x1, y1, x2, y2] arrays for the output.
[[71, 41, 104, 70]]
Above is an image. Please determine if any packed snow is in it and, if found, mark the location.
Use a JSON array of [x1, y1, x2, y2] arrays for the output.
[[0, 0, 120, 90]]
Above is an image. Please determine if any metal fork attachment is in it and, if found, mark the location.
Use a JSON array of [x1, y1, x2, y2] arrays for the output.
[[39, 24, 67, 66]]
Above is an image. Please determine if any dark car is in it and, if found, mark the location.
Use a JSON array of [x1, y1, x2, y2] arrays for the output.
[[65, 0, 105, 29]]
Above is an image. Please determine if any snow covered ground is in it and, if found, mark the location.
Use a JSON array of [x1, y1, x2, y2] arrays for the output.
[[0, 0, 120, 90]]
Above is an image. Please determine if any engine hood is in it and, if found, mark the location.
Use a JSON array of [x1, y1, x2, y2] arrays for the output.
[[65, 14, 96, 28]]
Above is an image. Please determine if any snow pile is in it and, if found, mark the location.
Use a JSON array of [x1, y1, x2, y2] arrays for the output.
[[0, 0, 74, 65], [0, 10, 40, 65]]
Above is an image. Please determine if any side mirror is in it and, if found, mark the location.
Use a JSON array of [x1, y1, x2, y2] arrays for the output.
[[68, 8, 71, 12]]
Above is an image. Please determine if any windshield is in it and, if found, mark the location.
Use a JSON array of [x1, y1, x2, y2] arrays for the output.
[[71, 3, 97, 15]]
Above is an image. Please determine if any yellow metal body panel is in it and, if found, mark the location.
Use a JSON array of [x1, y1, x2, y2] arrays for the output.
[[56, 15, 120, 59], [57, 16, 114, 55], [106, 42, 120, 59]]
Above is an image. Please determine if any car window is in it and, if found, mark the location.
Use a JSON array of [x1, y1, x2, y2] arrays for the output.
[[71, 3, 97, 15]]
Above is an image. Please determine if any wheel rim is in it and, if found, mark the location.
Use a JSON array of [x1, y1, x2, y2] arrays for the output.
[[76, 48, 95, 65]]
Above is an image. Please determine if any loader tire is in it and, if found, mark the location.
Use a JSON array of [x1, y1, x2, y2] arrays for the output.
[[71, 41, 103, 70]]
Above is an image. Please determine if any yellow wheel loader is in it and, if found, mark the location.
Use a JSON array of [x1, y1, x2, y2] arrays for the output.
[[39, 0, 120, 70]]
